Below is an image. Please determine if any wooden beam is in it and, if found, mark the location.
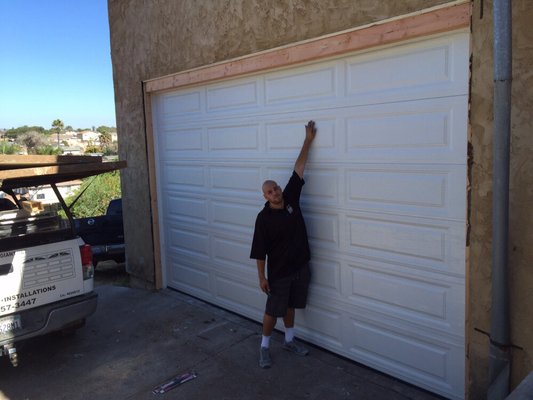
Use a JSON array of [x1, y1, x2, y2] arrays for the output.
[[145, 2, 471, 93], [143, 87, 163, 290], [0, 155, 102, 169], [0, 161, 127, 190]]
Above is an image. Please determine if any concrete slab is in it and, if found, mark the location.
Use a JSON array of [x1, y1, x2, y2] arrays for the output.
[[0, 285, 445, 400]]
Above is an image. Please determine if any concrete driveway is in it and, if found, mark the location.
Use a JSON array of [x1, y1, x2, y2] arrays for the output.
[[0, 284, 444, 400]]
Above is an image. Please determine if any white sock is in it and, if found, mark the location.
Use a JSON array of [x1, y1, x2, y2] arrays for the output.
[[285, 327, 295, 343], [261, 335, 271, 349]]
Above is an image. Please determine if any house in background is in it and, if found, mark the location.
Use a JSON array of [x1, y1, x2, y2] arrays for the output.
[[61, 146, 83, 156], [77, 130, 100, 142], [28, 180, 82, 205], [108, 1, 533, 399]]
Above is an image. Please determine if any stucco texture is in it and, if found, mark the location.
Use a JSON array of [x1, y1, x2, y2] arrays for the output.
[[469, 0, 533, 396], [108, 0, 533, 398]]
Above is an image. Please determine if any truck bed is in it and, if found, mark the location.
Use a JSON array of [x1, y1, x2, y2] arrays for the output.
[[0, 209, 74, 252]]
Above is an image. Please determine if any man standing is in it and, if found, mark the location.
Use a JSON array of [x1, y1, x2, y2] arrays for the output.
[[250, 120, 317, 369]]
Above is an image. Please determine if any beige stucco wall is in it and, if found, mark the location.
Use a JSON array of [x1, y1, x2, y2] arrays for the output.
[[108, 0, 533, 397], [469, 0, 533, 395]]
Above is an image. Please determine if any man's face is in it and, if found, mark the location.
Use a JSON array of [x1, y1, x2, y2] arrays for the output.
[[262, 181, 283, 207]]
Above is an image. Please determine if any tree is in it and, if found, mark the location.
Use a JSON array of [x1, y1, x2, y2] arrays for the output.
[[17, 131, 47, 154], [66, 171, 121, 217], [102, 143, 119, 156], [35, 145, 62, 155], [51, 119, 64, 148], [99, 131, 112, 147], [96, 125, 116, 134], [1, 142, 21, 154], [84, 144, 101, 154], [5, 125, 46, 139]]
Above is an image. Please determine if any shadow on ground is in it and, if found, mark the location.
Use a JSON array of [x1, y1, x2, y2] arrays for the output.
[[94, 260, 129, 287]]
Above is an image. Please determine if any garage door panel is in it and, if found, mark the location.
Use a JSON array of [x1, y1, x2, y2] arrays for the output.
[[265, 62, 338, 104], [209, 166, 261, 193], [305, 211, 340, 249], [349, 266, 448, 319], [345, 96, 468, 163], [162, 127, 204, 152], [345, 165, 466, 220], [299, 168, 339, 206], [161, 90, 203, 117], [214, 276, 264, 317], [294, 303, 344, 348], [207, 80, 260, 111], [168, 226, 210, 258], [168, 258, 212, 295], [346, 319, 453, 386], [348, 216, 445, 260], [166, 193, 208, 223], [346, 215, 465, 276], [346, 33, 468, 101], [350, 319, 448, 376], [211, 201, 258, 232], [164, 164, 205, 188], [345, 265, 464, 333], [207, 124, 260, 151], [265, 117, 335, 150], [305, 255, 464, 334], [212, 235, 256, 272], [309, 256, 342, 295], [343, 316, 464, 399], [347, 103, 450, 150], [347, 168, 447, 210]]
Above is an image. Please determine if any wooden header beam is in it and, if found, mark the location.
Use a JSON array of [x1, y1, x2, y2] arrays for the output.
[[145, 2, 471, 93]]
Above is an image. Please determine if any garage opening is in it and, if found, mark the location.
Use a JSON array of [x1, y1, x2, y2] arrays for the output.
[[145, 5, 470, 399]]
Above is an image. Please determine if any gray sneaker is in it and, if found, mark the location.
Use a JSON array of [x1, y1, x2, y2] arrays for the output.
[[282, 340, 309, 356], [259, 347, 272, 368]]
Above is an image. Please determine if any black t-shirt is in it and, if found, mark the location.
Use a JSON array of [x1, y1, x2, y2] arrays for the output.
[[250, 171, 311, 282]]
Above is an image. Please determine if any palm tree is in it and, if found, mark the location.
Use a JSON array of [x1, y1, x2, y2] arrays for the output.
[[51, 119, 64, 149], [99, 131, 112, 147]]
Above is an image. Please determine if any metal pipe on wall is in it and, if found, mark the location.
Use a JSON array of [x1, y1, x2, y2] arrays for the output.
[[488, 0, 512, 399]]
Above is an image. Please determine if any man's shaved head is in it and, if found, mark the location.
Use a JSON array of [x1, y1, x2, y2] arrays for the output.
[[262, 180, 277, 193], [262, 180, 283, 209]]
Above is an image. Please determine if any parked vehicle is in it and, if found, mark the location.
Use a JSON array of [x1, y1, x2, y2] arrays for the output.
[[73, 198, 125, 267], [0, 155, 126, 367]]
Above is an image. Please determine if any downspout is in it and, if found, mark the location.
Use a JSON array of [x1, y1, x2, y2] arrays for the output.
[[488, 0, 512, 399]]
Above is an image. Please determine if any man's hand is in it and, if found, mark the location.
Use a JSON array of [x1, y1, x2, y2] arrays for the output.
[[256, 259, 270, 294], [294, 120, 317, 178], [259, 276, 270, 295], [305, 120, 317, 142]]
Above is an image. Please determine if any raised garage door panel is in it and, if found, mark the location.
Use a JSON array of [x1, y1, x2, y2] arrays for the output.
[[152, 32, 468, 399]]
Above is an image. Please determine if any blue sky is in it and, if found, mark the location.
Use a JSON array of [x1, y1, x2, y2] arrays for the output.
[[0, 0, 116, 130]]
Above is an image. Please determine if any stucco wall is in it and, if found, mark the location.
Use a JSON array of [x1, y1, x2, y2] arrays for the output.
[[469, 0, 533, 395], [108, 0, 533, 397]]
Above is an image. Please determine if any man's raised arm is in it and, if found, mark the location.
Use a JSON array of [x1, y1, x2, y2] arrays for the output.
[[294, 120, 317, 179]]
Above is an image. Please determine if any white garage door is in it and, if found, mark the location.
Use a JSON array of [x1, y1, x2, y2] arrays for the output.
[[152, 31, 468, 399]]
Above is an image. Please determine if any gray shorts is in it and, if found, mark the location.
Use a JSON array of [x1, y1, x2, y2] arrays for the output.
[[265, 264, 311, 318]]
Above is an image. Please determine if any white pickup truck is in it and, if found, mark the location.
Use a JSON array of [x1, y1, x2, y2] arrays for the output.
[[0, 155, 126, 366]]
